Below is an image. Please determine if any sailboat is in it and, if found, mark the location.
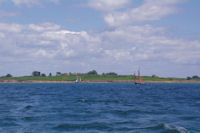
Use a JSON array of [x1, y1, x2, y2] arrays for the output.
[[134, 70, 143, 85], [75, 75, 82, 83]]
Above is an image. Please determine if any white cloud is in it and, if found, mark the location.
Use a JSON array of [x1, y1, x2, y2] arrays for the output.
[[28, 22, 61, 32], [0, 22, 24, 32], [3, 0, 60, 6], [105, 49, 132, 61], [12, 0, 40, 6], [92, 0, 184, 26], [50, 0, 59, 4], [0, 22, 199, 65], [88, 0, 131, 11], [99, 25, 200, 64]]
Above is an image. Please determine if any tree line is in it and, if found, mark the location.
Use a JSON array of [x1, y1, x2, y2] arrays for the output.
[[187, 75, 200, 80], [31, 70, 118, 77], [0, 70, 118, 78], [1, 70, 199, 80]]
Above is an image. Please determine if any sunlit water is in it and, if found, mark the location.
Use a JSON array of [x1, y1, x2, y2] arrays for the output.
[[0, 83, 199, 133]]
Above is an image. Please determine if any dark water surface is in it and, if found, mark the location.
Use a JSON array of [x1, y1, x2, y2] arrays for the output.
[[0, 83, 199, 133]]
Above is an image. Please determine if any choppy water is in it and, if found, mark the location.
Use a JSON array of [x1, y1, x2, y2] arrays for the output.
[[0, 83, 199, 133]]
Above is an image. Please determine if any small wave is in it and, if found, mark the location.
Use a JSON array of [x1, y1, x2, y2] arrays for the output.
[[164, 123, 190, 133], [4, 117, 17, 121], [53, 122, 112, 131], [21, 116, 34, 121], [0, 122, 19, 127], [25, 105, 33, 109], [145, 123, 165, 130], [77, 99, 87, 103], [165, 124, 189, 133], [180, 116, 197, 120], [76, 98, 120, 104], [112, 109, 145, 116], [146, 123, 190, 133]]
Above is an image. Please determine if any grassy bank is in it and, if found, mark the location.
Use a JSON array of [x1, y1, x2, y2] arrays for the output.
[[0, 75, 195, 82]]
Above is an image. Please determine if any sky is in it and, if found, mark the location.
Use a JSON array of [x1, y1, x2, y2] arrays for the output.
[[0, 0, 200, 77]]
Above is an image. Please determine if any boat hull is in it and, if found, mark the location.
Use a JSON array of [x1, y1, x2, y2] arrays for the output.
[[134, 82, 144, 85]]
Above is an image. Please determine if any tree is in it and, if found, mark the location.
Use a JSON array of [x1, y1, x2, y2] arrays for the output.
[[32, 71, 40, 76], [152, 74, 158, 78], [6, 74, 12, 77], [187, 77, 191, 80], [41, 73, 46, 77], [105, 72, 118, 76], [62, 73, 68, 76], [87, 70, 98, 75], [192, 75, 199, 79], [56, 72, 61, 76], [49, 73, 52, 77]]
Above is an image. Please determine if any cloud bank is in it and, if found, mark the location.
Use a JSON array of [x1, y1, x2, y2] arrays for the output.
[[0, 22, 199, 66]]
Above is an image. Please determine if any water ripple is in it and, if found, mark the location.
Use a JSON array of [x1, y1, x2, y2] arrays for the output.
[[0, 83, 199, 132]]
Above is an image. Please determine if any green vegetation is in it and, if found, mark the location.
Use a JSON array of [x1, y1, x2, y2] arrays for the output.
[[32, 71, 40, 76], [0, 70, 199, 82], [103, 72, 118, 76], [187, 75, 200, 81], [142, 76, 187, 81], [0, 75, 76, 81], [0, 74, 188, 81], [87, 70, 98, 75], [152, 74, 158, 78]]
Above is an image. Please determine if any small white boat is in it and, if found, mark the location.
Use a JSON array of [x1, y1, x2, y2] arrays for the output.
[[75, 75, 81, 83]]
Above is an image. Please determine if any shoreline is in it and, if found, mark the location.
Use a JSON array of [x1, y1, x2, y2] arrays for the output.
[[0, 80, 200, 83]]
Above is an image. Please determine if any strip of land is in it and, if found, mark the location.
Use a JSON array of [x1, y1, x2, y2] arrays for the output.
[[0, 75, 199, 83], [0, 80, 199, 83]]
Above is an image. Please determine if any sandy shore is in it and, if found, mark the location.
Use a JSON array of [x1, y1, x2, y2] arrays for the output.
[[0, 80, 200, 83]]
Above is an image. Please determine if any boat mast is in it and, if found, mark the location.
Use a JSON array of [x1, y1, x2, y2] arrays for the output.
[[134, 72, 136, 83]]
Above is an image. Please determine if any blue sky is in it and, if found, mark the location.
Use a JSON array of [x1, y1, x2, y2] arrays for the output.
[[0, 0, 199, 77]]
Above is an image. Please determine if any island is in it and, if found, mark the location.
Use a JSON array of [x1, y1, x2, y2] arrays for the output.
[[0, 70, 199, 83]]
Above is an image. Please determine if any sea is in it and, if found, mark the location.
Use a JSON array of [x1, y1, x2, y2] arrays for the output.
[[0, 83, 199, 133]]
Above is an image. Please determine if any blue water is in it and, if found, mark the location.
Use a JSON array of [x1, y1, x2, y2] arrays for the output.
[[0, 83, 199, 133]]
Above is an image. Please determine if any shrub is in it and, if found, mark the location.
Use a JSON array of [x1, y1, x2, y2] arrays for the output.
[[32, 71, 40, 76], [41, 73, 46, 77], [56, 72, 61, 76], [192, 75, 199, 79], [152, 74, 158, 78], [6, 74, 12, 77], [105, 72, 118, 76], [87, 70, 98, 75]]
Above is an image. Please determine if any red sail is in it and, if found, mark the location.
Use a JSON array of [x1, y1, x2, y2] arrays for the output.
[[138, 70, 143, 83], [139, 76, 142, 83]]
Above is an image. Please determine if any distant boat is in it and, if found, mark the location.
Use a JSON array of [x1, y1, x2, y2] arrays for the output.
[[134, 70, 143, 85], [75, 75, 81, 83]]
